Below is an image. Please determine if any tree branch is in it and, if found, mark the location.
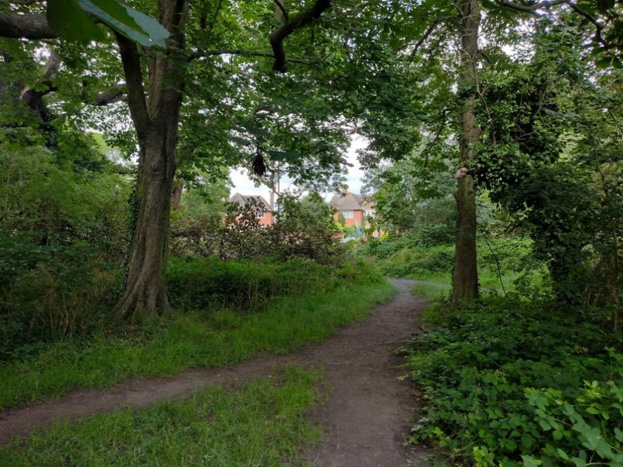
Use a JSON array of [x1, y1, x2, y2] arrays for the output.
[[95, 84, 127, 106], [409, 20, 440, 62], [0, 13, 56, 39], [498, 0, 622, 51], [497, 0, 568, 15], [273, 0, 289, 22], [269, 0, 332, 72], [19, 50, 60, 110], [115, 32, 150, 141]]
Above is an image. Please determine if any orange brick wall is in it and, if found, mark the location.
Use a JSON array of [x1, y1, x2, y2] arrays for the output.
[[258, 211, 273, 226], [333, 210, 365, 228]]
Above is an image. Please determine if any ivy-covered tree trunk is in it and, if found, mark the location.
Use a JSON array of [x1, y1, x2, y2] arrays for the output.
[[113, 0, 189, 320], [452, 0, 481, 301], [114, 133, 177, 319]]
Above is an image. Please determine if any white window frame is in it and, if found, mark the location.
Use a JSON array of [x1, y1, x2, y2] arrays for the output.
[[343, 210, 354, 219]]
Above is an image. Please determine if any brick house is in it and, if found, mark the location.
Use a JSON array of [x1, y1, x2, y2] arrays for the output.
[[229, 192, 274, 226], [329, 191, 380, 238]]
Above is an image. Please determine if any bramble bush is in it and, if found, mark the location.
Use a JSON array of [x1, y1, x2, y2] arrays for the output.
[[0, 147, 129, 359], [401, 297, 623, 466]]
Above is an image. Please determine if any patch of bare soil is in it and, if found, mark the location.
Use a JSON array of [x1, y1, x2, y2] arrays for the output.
[[0, 279, 433, 466]]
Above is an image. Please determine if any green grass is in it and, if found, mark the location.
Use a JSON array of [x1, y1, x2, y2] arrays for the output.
[[1, 366, 322, 466], [408, 269, 545, 301], [0, 282, 396, 410], [410, 279, 452, 301]]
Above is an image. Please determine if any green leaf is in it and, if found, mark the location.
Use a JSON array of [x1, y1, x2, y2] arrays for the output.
[[521, 455, 542, 467], [596, 57, 613, 69], [538, 418, 552, 431], [77, 0, 169, 48], [46, 0, 105, 43]]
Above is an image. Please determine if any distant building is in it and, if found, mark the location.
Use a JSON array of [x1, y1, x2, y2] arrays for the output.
[[229, 192, 274, 226], [329, 191, 380, 238]]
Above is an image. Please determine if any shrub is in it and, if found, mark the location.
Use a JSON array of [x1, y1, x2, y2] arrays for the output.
[[167, 256, 381, 312], [0, 146, 130, 359], [0, 231, 118, 359], [169, 193, 344, 265]]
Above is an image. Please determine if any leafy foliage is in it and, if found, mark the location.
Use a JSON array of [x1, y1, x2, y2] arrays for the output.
[[401, 297, 623, 466], [474, 28, 623, 307], [168, 256, 382, 312], [0, 144, 130, 358], [171, 192, 344, 265]]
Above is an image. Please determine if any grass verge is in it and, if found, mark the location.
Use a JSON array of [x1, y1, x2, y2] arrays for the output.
[[0, 282, 396, 410], [1, 366, 322, 466]]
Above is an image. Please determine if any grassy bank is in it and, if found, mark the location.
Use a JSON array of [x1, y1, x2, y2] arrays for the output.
[[1, 367, 321, 466], [408, 270, 537, 301], [0, 281, 396, 409], [359, 236, 545, 300]]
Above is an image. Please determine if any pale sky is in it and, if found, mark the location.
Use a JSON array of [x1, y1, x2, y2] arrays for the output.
[[229, 136, 367, 202]]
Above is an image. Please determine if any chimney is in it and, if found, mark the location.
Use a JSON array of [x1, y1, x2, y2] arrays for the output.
[[341, 185, 348, 196]]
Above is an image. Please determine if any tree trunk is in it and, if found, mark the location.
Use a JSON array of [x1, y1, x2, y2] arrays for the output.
[[452, 0, 481, 301], [171, 179, 183, 211], [114, 135, 177, 320], [113, 0, 189, 320]]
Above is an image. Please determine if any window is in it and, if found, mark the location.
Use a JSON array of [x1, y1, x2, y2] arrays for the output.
[[343, 210, 354, 219], [256, 211, 265, 219]]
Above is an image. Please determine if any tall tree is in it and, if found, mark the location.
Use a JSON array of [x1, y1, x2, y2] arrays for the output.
[[0, 0, 336, 320], [452, 0, 481, 300]]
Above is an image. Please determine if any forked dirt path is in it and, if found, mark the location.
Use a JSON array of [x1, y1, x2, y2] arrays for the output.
[[0, 279, 433, 466]]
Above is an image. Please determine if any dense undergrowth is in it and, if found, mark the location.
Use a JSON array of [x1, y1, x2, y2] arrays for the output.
[[168, 256, 382, 312], [400, 297, 623, 466], [359, 234, 544, 295], [1, 366, 322, 466]]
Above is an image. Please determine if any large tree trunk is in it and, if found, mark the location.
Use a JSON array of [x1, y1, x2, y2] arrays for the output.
[[114, 135, 177, 320], [452, 0, 481, 301], [113, 0, 189, 320]]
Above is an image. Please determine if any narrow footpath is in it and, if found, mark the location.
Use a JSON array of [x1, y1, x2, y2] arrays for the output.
[[0, 279, 433, 466]]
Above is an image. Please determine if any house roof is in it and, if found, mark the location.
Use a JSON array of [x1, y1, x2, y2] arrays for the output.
[[329, 192, 371, 211], [229, 193, 272, 211]]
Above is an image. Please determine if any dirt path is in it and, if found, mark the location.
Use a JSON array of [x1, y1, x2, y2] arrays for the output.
[[0, 279, 432, 465]]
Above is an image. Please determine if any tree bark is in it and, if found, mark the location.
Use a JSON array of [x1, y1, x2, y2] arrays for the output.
[[114, 135, 177, 320], [171, 179, 183, 211], [452, 0, 481, 301], [113, 0, 189, 320]]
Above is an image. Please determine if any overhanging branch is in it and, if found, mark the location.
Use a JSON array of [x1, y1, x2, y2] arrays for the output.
[[273, 0, 289, 22], [498, 0, 621, 51], [497, 0, 568, 14], [269, 0, 332, 72], [95, 84, 127, 106], [0, 13, 56, 39]]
